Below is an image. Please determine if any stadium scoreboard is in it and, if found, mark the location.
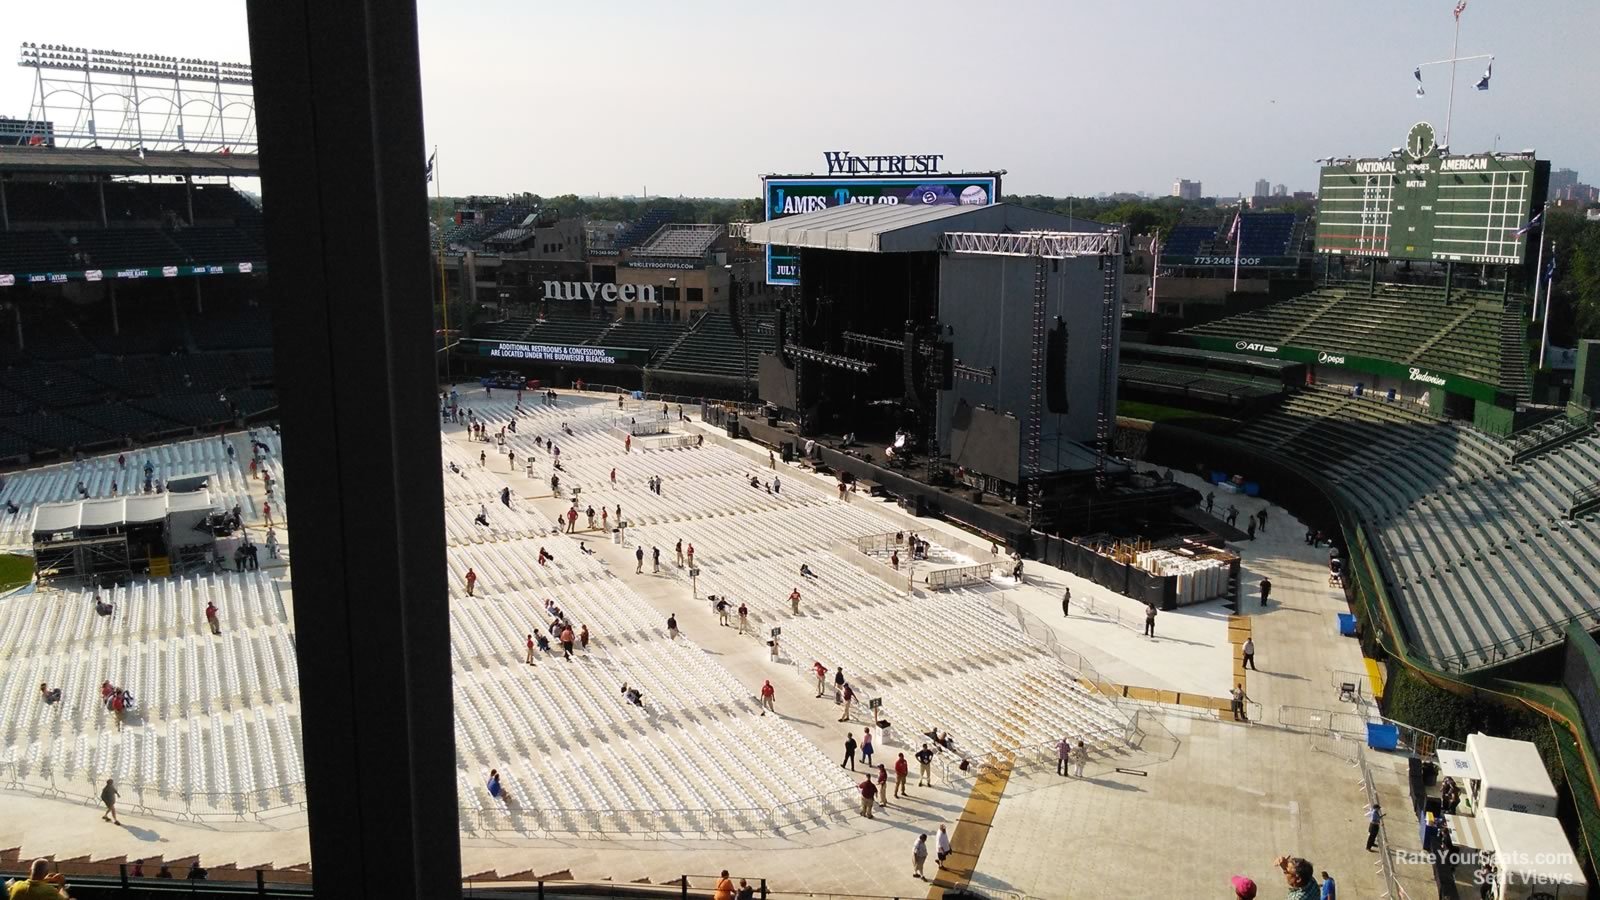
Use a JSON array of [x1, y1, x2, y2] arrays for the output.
[[1315, 122, 1547, 266]]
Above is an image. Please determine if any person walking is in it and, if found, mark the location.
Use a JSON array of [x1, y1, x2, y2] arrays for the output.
[[205, 601, 221, 636], [916, 743, 935, 786], [1206, 491, 1215, 514], [894, 752, 909, 798], [101, 778, 121, 824], [1226, 504, 1239, 526], [912, 834, 929, 879], [1143, 602, 1157, 638], [559, 625, 575, 661], [813, 661, 828, 697], [1242, 636, 1257, 670], [876, 764, 889, 808], [716, 598, 731, 627], [789, 587, 801, 614], [936, 824, 952, 866], [651, 546, 660, 574], [579, 624, 590, 652], [1061, 586, 1071, 618], [737, 602, 749, 634], [675, 540, 684, 567], [858, 776, 877, 819], [1257, 508, 1268, 532], [759, 679, 775, 716], [464, 568, 477, 597], [1247, 518, 1257, 539], [842, 733, 858, 770], [1365, 802, 1384, 851], [1319, 870, 1336, 900], [833, 667, 846, 703], [839, 683, 855, 722], [667, 614, 679, 640], [635, 546, 644, 574], [1231, 684, 1251, 722], [1260, 578, 1272, 607], [860, 728, 875, 766], [1057, 735, 1071, 776], [526, 634, 536, 665], [487, 769, 502, 800], [1072, 740, 1087, 778]]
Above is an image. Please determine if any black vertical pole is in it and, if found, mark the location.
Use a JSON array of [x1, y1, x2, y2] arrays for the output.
[[244, 1, 457, 897]]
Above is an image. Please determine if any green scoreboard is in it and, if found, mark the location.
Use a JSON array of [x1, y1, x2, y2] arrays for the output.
[[1315, 122, 1548, 266]]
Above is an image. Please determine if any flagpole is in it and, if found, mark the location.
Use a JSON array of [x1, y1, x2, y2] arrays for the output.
[[436, 144, 451, 384], [1444, 9, 1462, 147], [1149, 235, 1159, 313], [1232, 213, 1242, 292], [1538, 242, 1555, 370], [1530, 226, 1546, 322]]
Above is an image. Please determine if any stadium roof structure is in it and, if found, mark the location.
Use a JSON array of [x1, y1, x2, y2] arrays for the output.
[[743, 202, 1112, 254], [0, 146, 259, 178], [31, 489, 215, 533]]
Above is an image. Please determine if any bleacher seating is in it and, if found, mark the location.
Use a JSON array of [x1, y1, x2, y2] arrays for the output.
[[1184, 282, 1518, 388], [1237, 213, 1295, 256], [1228, 385, 1600, 670], [1119, 362, 1285, 403], [614, 209, 672, 249], [653, 312, 776, 379], [633, 224, 722, 259], [1160, 223, 1219, 257]]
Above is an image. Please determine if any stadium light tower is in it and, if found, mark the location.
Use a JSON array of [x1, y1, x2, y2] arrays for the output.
[[17, 42, 257, 151]]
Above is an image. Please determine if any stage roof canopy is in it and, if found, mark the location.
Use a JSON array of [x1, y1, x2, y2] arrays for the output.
[[0, 146, 259, 178], [742, 202, 1113, 254], [32, 490, 216, 534]]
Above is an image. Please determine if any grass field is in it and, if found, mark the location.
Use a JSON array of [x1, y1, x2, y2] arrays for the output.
[[1117, 399, 1233, 424], [0, 553, 34, 592]]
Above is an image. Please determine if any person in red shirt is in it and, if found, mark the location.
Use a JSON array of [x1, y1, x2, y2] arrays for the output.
[[894, 752, 910, 798], [790, 588, 801, 615], [464, 568, 477, 597], [624, 435, 631, 453], [579, 624, 590, 652], [205, 601, 220, 636], [610, 468, 617, 485], [686, 543, 695, 566], [813, 661, 827, 697], [263, 500, 273, 526], [759, 680, 775, 715], [857, 777, 877, 819], [525, 634, 536, 665], [566, 508, 578, 533]]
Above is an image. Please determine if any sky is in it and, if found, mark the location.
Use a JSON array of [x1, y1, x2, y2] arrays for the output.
[[4, 1, 1597, 200]]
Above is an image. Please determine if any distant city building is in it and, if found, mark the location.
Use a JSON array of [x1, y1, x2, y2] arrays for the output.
[[1172, 179, 1202, 201], [1272, 184, 1288, 197], [1253, 179, 1270, 198], [1550, 168, 1579, 193]]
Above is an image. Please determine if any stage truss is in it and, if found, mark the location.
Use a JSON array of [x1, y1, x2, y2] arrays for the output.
[[17, 42, 256, 152], [939, 229, 1126, 494]]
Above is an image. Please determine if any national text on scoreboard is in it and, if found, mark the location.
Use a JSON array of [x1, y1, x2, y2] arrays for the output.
[[1314, 122, 1547, 266], [761, 173, 1001, 285]]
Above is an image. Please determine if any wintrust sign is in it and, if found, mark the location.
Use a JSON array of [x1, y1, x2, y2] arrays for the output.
[[541, 281, 657, 304], [1408, 367, 1448, 386]]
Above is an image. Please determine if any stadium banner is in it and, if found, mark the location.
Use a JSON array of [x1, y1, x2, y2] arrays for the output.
[[0, 261, 265, 287], [761, 174, 1000, 285], [467, 339, 651, 367], [1160, 254, 1298, 269], [1184, 335, 1503, 403]]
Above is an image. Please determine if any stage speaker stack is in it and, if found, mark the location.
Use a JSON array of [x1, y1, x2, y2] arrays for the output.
[[725, 417, 740, 440]]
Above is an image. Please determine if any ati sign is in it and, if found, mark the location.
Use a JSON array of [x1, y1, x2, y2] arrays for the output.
[[824, 150, 944, 176], [1234, 340, 1280, 354], [540, 281, 657, 304]]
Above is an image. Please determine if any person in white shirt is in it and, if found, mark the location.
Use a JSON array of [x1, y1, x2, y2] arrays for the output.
[[912, 834, 929, 879], [936, 824, 952, 866]]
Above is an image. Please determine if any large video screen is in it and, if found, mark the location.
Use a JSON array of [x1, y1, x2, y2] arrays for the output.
[[761, 175, 999, 285], [1315, 124, 1546, 265]]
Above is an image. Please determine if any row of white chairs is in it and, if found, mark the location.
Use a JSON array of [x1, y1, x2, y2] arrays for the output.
[[445, 537, 610, 597]]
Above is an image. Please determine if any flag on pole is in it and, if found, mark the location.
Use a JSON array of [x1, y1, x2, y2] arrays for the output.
[[1475, 59, 1492, 91], [425, 150, 437, 183], [1225, 212, 1240, 243], [1454, 1, 1467, 20], [1414, 67, 1425, 98], [1511, 210, 1542, 237], [1545, 253, 1557, 284]]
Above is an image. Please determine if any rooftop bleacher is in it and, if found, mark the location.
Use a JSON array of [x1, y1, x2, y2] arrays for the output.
[[634, 223, 722, 259], [1228, 385, 1600, 670], [1161, 223, 1218, 257], [1183, 282, 1519, 388], [1238, 212, 1296, 256], [615, 209, 672, 249]]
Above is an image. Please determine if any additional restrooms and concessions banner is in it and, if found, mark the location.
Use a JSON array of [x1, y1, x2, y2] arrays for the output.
[[761, 174, 1000, 285], [468, 340, 650, 367]]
